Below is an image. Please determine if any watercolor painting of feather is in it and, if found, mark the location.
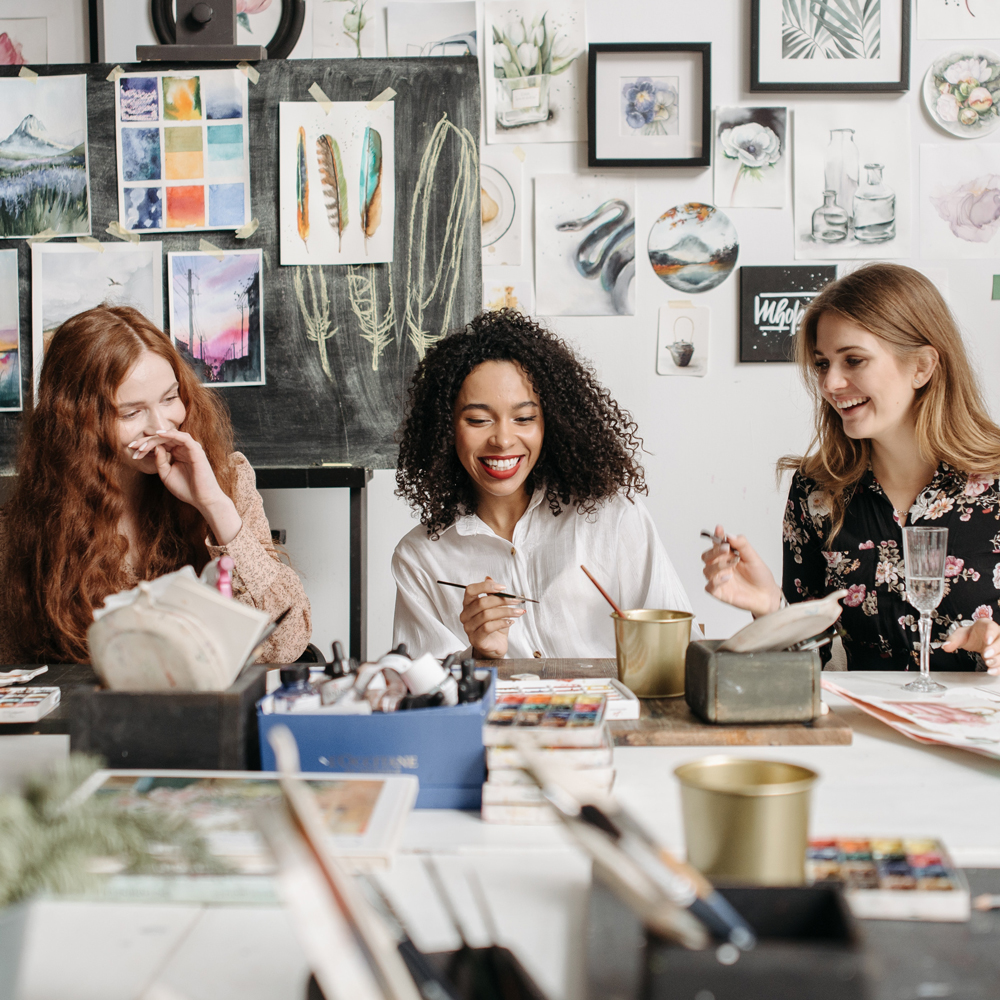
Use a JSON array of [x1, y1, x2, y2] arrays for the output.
[[279, 102, 395, 265], [317, 134, 348, 251]]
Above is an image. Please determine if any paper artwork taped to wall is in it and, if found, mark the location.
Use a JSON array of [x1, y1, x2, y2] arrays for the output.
[[917, 0, 1000, 39], [793, 103, 910, 259], [313, 0, 378, 57], [279, 102, 395, 266], [920, 144, 1000, 259], [115, 70, 250, 233], [481, 145, 522, 266], [168, 250, 264, 388], [0, 75, 90, 239], [739, 265, 836, 362], [657, 304, 708, 377], [534, 174, 635, 316], [484, 279, 534, 315], [714, 107, 787, 209], [485, 1, 587, 144], [0, 249, 20, 411], [30, 242, 163, 390], [387, 2, 477, 57], [0, 18, 47, 65], [647, 203, 739, 294]]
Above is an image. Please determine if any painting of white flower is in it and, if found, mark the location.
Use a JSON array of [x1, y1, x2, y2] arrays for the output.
[[714, 107, 787, 209]]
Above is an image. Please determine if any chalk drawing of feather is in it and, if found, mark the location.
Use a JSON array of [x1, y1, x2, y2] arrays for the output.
[[316, 134, 348, 252], [348, 263, 394, 371], [404, 112, 478, 358], [359, 125, 383, 251], [296, 126, 309, 250]]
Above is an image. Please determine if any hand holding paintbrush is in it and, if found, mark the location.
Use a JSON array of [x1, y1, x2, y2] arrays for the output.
[[439, 578, 533, 661]]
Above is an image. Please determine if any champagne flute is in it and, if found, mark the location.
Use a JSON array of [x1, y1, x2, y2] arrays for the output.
[[901, 526, 948, 694]]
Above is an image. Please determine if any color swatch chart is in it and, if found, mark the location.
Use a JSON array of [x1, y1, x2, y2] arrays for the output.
[[114, 70, 252, 233]]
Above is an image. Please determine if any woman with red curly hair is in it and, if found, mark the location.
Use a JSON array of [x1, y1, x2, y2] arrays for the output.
[[0, 306, 310, 665]]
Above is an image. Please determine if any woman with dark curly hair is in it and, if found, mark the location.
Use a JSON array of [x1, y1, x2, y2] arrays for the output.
[[392, 310, 692, 660]]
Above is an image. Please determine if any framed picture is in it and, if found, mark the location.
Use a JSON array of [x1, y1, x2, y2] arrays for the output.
[[750, 0, 910, 93], [588, 43, 711, 168]]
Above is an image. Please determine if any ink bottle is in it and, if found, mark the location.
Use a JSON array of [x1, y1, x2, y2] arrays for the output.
[[273, 664, 321, 712], [457, 658, 480, 703]]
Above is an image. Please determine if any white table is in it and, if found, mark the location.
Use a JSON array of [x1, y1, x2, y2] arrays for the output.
[[14, 689, 1000, 1000]]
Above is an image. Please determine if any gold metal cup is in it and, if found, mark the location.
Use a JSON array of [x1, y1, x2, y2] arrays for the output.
[[674, 756, 818, 885], [612, 609, 693, 699]]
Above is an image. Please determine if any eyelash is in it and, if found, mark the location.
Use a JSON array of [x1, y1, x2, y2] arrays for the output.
[[120, 395, 180, 420], [814, 358, 864, 371], [465, 416, 536, 425]]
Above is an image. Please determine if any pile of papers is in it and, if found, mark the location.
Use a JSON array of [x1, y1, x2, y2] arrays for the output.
[[823, 672, 1000, 760]]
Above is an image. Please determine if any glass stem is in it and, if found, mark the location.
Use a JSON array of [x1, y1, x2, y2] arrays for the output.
[[918, 611, 932, 681]]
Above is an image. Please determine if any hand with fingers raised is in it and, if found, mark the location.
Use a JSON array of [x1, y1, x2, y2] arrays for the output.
[[701, 522, 784, 618], [459, 575, 526, 659], [942, 618, 1000, 675]]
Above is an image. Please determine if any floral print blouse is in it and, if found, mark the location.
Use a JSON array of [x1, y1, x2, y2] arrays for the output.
[[782, 464, 998, 671]]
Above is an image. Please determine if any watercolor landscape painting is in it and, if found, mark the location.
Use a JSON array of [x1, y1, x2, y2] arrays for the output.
[[0, 75, 90, 239], [0, 249, 19, 410], [648, 202, 739, 293], [168, 250, 264, 387]]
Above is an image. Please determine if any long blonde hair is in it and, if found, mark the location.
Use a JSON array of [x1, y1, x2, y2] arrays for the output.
[[778, 263, 1000, 540]]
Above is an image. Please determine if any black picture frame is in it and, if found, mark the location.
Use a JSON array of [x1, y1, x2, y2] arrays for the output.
[[588, 43, 711, 169], [750, 0, 910, 93]]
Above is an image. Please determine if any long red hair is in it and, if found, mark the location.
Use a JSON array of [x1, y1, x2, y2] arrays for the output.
[[1, 306, 236, 663]]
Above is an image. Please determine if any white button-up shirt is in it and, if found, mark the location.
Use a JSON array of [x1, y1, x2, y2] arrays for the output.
[[391, 490, 693, 659]]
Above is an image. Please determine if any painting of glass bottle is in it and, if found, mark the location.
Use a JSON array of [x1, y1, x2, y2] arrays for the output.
[[824, 128, 859, 222], [853, 163, 895, 243]]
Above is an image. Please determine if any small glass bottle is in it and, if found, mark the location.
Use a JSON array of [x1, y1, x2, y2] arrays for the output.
[[853, 163, 896, 244], [812, 191, 848, 243], [824, 128, 860, 222], [273, 664, 321, 712]]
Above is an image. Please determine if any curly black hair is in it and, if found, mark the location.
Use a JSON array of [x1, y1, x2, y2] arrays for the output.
[[395, 309, 646, 538]]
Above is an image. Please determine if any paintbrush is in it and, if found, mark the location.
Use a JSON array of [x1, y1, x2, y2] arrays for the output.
[[437, 580, 539, 604], [579, 565, 626, 618]]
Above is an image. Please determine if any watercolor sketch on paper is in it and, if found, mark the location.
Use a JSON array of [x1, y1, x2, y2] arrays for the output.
[[481, 145, 522, 265], [485, 1, 586, 144], [0, 75, 90, 239], [657, 304, 708, 378], [0, 249, 20, 410], [621, 77, 678, 137], [168, 250, 264, 387], [920, 144, 1000, 259], [279, 101, 395, 266], [793, 103, 910, 260], [535, 174, 635, 316], [386, 1, 477, 56], [0, 19, 47, 65], [484, 279, 534, 315], [782, 0, 881, 59], [714, 107, 787, 209], [648, 203, 739, 294], [313, 0, 378, 57], [30, 242, 163, 388]]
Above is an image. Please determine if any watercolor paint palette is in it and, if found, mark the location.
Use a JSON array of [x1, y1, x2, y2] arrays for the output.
[[483, 693, 607, 747], [807, 837, 970, 921], [115, 70, 251, 233], [0, 686, 60, 723], [496, 677, 639, 721]]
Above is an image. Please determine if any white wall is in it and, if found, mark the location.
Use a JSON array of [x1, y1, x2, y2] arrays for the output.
[[45, 2, 1000, 657]]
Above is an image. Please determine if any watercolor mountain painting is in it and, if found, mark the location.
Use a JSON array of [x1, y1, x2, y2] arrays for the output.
[[0, 76, 90, 239]]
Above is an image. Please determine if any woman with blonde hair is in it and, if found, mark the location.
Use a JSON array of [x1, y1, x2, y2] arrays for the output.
[[0, 306, 310, 664], [703, 263, 1000, 673]]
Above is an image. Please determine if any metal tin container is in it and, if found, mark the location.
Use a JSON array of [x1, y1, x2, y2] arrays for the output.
[[612, 609, 694, 699], [685, 639, 822, 724], [675, 755, 818, 885]]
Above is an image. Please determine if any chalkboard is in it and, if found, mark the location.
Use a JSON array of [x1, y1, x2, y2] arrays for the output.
[[0, 57, 482, 473]]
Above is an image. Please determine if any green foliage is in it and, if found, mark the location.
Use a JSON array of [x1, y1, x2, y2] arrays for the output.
[[0, 182, 89, 239], [782, 0, 881, 61], [0, 756, 227, 908]]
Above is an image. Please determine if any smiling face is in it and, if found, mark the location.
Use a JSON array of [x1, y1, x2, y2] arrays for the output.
[[813, 311, 936, 445], [115, 351, 186, 474], [453, 360, 544, 503]]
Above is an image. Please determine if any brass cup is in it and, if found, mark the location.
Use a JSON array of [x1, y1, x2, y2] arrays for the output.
[[675, 756, 818, 885], [612, 609, 693, 699]]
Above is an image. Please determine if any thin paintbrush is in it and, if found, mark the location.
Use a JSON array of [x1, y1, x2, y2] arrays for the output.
[[437, 580, 539, 604], [579, 565, 626, 618]]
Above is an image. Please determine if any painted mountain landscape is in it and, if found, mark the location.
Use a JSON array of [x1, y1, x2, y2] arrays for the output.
[[647, 202, 739, 293], [0, 76, 90, 238]]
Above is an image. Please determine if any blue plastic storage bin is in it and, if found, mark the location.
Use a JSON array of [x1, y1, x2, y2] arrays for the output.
[[257, 670, 495, 809]]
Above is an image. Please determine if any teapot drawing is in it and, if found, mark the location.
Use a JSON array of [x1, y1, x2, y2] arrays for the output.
[[669, 316, 695, 367]]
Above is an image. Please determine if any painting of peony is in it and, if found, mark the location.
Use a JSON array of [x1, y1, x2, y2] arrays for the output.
[[714, 106, 787, 209], [920, 144, 1000, 259], [620, 78, 678, 136], [0, 19, 47, 65], [922, 50, 1000, 139]]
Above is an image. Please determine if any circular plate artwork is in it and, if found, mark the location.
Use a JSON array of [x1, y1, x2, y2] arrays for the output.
[[481, 164, 516, 247], [923, 49, 1000, 139], [647, 203, 739, 294]]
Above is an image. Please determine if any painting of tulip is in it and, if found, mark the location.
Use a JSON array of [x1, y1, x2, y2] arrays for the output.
[[484, 1, 587, 144], [620, 78, 678, 136], [920, 144, 1000, 259], [714, 106, 787, 209]]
